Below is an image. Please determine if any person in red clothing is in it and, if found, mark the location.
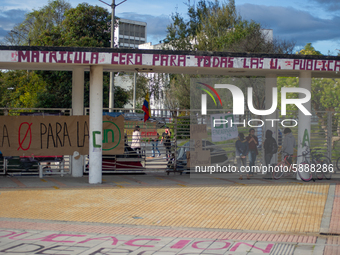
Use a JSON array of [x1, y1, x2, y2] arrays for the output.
[[246, 128, 258, 175]]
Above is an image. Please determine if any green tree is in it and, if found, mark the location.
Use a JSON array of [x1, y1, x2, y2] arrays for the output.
[[37, 3, 111, 47], [278, 43, 323, 117], [0, 70, 47, 108], [35, 3, 127, 108], [295, 43, 334, 117], [164, 0, 211, 50], [164, 0, 295, 54], [164, 0, 295, 110], [128, 74, 150, 107], [34, 71, 72, 108], [35, 70, 129, 109], [278, 43, 340, 147], [2, 2, 128, 109], [296, 43, 322, 55], [113, 86, 130, 109], [4, 0, 71, 46], [122, 73, 171, 112], [193, 1, 262, 52]]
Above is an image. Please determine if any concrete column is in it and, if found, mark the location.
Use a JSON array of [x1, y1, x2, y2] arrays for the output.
[[72, 67, 84, 177], [264, 74, 278, 166], [297, 71, 312, 180], [89, 65, 103, 184], [133, 72, 136, 112]]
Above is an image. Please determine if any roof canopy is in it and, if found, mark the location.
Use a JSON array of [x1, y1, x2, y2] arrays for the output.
[[1, 46, 340, 78]]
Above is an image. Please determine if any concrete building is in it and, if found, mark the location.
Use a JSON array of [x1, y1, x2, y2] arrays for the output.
[[114, 18, 147, 49], [136, 29, 274, 114], [138, 42, 170, 115], [138, 42, 165, 50], [114, 75, 134, 108], [113, 18, 147, 109], [115, 71, 170, 116]]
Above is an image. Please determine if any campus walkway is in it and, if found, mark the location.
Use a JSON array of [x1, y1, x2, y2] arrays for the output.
[[0, 173, 339, 254]]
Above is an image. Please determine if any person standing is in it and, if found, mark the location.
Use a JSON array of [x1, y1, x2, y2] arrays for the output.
[[235, 133, 249, 180], [151, 132, 161, 157], [124, 133, 128, 145], [246, 128, 258, 174], [131, 125, 141, 154], [282, 128, 296, 165], [263, 129, 278, 167], [160, 127, 172, 159]]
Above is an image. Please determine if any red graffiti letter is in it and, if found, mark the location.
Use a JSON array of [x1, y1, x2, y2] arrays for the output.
[[192, 240, 231, 250], [230, 242, 274, 253], [125, 238, 161, 247], [41, 234, 87, 243], [17, 122, 32, 151], [170, 240, 191, 249], [78, 236, 119, 245]]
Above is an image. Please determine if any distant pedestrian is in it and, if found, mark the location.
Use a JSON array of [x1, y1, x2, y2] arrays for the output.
[[282, 128, 296, 165], [263, 130, 278, 167], [124, 133, 128, 145], [235, 133, 249, 180], [160, 127, 172, 159], [151, 133, 161, 157], [246, 128, 258, 175], [131, 125, 141, 154], [278, 129, 283, 146]]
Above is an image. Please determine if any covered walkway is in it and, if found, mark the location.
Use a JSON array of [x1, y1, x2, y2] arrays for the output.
[[0, 46, 340, 183]]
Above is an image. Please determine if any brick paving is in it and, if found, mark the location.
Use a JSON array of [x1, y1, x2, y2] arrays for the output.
[[328, 184, 340, 234], [0, 183, 329, 234], [324, 236, 340, 255], [0, 174, 339, 254], [0, 219, 318, 244]]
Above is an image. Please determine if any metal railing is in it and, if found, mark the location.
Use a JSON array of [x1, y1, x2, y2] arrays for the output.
[[1, 107, 339, 175]]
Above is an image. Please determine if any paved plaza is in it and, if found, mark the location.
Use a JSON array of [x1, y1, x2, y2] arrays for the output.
[[0, 173, 339, 254]]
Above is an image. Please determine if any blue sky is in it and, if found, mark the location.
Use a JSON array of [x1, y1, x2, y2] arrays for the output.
[[0, 0, 339, 55]]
